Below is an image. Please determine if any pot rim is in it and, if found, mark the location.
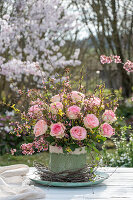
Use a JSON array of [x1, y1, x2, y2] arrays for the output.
[[49, 145, 87, 155]]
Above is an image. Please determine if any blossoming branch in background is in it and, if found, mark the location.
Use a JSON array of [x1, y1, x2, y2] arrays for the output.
[[100, 55, 122, 64], [100, 55, 133, 73], [123, 60, 133, 73]]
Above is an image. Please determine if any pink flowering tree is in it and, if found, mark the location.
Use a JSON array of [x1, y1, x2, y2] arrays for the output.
[[100, 55, 133, 73], [100, 55, 133, 101], [0, 0, 80, 92], [70, 0, 133, 98]]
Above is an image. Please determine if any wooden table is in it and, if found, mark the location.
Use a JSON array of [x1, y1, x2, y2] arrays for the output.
[[29, 167, 133, 200]]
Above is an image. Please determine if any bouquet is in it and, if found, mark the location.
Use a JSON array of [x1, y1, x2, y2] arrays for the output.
[[11, 70, 118, 156]]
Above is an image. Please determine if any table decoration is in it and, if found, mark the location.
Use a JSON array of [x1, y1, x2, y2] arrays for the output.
[[10, 67, 118, 185], [30, 164, 109, 187]]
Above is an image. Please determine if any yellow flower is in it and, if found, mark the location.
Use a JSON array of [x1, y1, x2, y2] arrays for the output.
[[58, 109, 64, 116], [66, 147, 72, 153], [11, 104, 20, 113], [63, 99, 68, 105]]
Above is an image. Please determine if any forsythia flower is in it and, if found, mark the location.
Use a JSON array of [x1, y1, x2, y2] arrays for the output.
[[66, 147, 72, 152], [11, 104, 20, 113], [58, 109, 64, 116]]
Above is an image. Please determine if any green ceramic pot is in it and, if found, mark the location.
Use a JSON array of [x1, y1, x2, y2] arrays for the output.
[[49, 145, 87, 173]]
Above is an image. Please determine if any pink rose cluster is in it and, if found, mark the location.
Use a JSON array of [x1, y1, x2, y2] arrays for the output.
[[34, 120, 48, 137], [102, 110, 117, 124], [28, 104, 42, 118], [50, 102, 63, 114], [100, 123, 115, 138], [71, 91, 85, 102], [34, 137, 48, 152], [84, 114, 99, 129], [87, 97, 101, 109], [67, 105, 81, 119], [50, 123, 66, 138], [70, 126, 87, 140], [29, 91, 117, 154]]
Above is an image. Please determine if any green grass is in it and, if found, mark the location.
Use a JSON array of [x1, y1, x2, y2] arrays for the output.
[[0, 151, 101, 167], [0, 152, 49, 167]]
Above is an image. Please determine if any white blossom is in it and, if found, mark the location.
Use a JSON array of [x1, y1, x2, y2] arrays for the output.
[[0, 0, 81, 83]]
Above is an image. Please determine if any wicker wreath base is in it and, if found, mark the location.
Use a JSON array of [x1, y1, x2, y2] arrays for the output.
[[34, 162, 97, 183]]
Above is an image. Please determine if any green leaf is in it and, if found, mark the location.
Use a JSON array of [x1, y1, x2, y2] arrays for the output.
[[63, 146, 67, 153], [46, 136, 55, 144], [70, 144, 79, 152], [92, 146, 99, 153]]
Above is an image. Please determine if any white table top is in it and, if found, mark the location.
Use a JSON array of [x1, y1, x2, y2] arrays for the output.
[[29, 167, 133, 200]]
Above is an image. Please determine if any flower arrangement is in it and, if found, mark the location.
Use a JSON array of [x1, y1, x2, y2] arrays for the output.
[[11, 69, 118, 157]]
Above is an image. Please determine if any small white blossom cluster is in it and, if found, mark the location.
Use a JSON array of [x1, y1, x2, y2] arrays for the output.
[[102, 129, 133, 167], [1, 59, 46, 81]]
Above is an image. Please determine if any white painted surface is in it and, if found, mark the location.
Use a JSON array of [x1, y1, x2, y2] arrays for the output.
[[28, 167, 133, 200]]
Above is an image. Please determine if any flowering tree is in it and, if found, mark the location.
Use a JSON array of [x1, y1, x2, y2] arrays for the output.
[[100, 55, 133, 73], [69, 0, 133, 97], [0, 0, 80, 84]]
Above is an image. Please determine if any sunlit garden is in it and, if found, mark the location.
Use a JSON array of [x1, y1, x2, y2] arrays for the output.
[[0, 0, 133, 170], [0, 0, 133, 182], [0, 1, 133, 199]]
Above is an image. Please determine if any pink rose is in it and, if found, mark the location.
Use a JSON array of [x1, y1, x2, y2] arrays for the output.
[[67, 105, 81, 119], [34, 120, 48, 137], [28, 104, 42, 117], [31, 98, 44, 105], [50, 102, 63, 114], [51, 94, 62, 102], [71, 91, 85, 102], [102, 110, 117, 124], [83, 114, 99, 129], [100, 123, 115, 138], [70, 126, 87, 140], [87, 96, 101, 108], [50, 122, 65, 138]]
